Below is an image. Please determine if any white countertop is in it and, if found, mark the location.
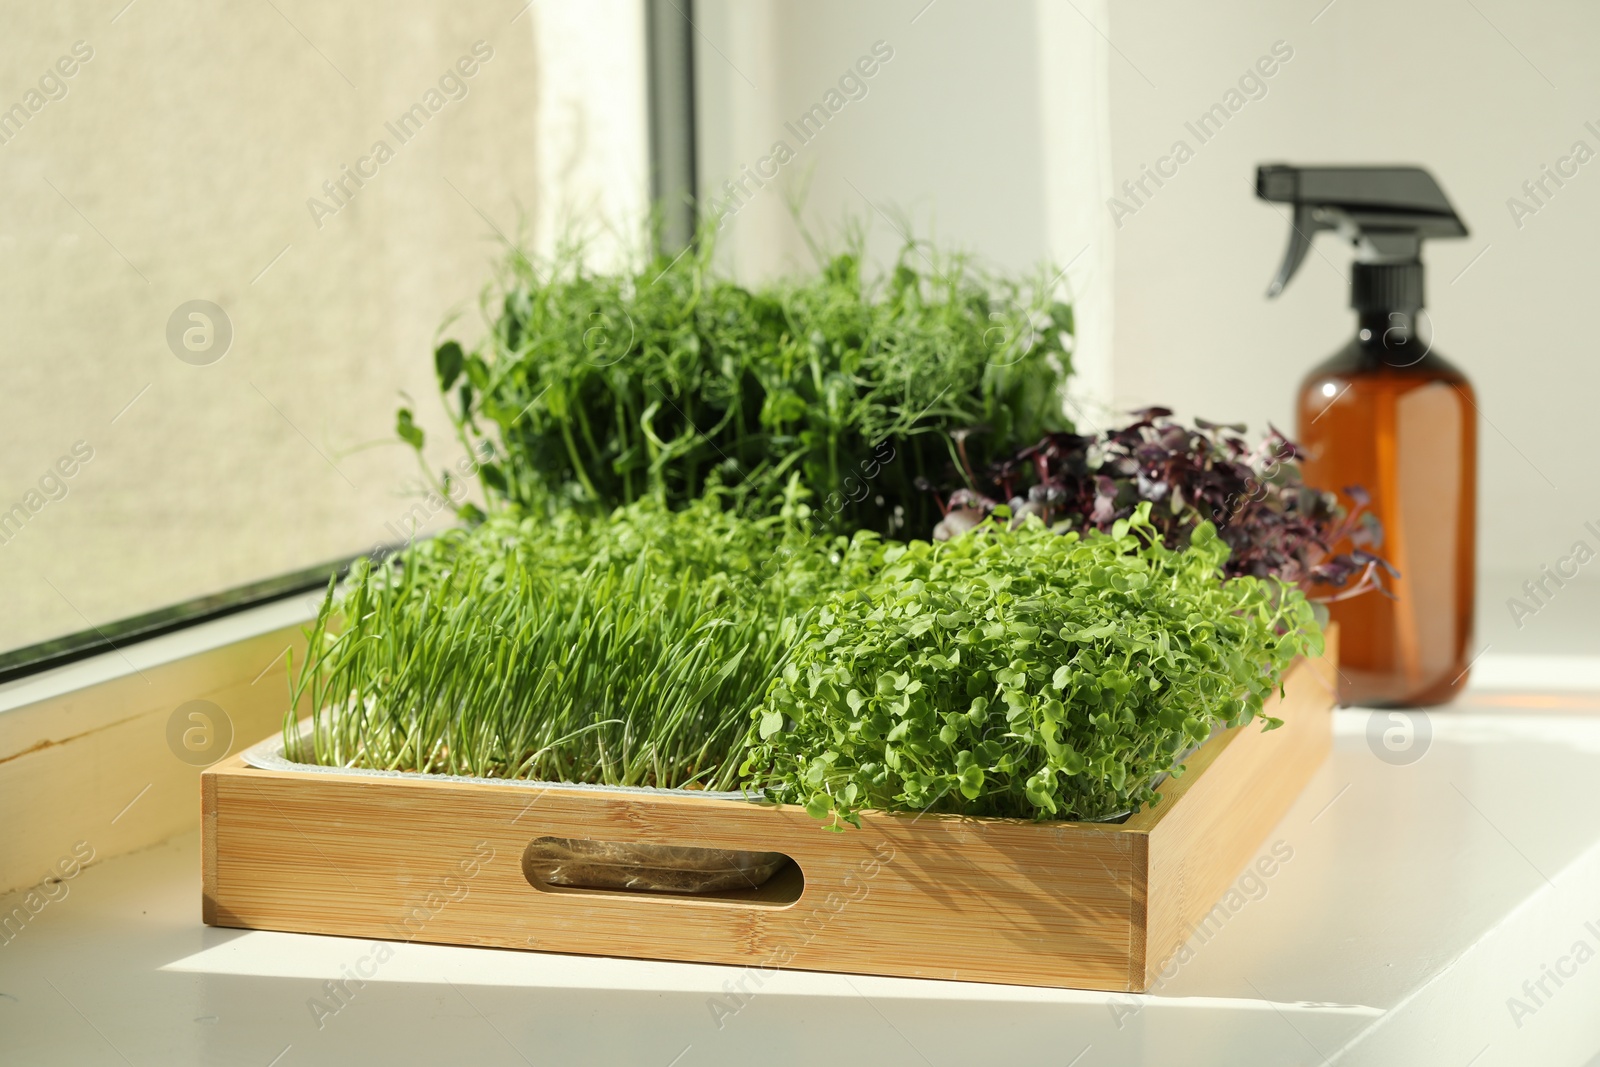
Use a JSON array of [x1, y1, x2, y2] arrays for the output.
[[5, 657, 1600, 1066]]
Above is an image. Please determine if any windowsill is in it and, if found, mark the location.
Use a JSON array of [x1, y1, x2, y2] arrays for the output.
[[0, 595, 318, 719], [7, 703, 1600, 1063], [0, 596, 317, 897], [4, 593, 1600, 1060]]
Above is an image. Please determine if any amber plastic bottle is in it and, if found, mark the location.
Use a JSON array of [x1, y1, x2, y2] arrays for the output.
[[1295, 309, 1477, 706], [1256, 164, 1477, 706]]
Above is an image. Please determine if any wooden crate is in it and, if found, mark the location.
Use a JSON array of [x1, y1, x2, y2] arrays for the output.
[[202, 631, 1336, 992]]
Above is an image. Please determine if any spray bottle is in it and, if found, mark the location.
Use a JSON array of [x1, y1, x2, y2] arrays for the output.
[[1257, 164, 1476, 707]]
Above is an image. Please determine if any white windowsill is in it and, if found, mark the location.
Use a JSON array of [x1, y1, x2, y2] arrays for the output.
[[0, 596, 318, 718]]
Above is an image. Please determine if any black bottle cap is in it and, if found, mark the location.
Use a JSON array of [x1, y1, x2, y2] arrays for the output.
[[1351, 261, 1423, 312]]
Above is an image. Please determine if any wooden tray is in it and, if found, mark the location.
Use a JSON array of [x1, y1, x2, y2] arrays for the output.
[[201, 630, 1337, 992]]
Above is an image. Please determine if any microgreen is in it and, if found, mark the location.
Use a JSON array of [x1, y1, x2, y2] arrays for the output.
[[741, 503, 1322, 827], [286, 236, 1332, 824], [403, 225, 1074, 537], [932, 410, 1393, 598], [284, 489, 876, 789]]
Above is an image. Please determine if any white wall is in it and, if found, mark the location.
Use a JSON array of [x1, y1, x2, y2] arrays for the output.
[[693, 0, 1115, 418], [1103, 0, 1600, 648], [691, 0, 1597, 652]]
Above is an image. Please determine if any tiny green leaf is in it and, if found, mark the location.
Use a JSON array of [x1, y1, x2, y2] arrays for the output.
[[434, 340, 465, 391], [396, 408, 425, 451]]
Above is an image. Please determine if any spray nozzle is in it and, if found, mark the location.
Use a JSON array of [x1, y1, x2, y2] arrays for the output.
[[1256, 165, 1468, 306]]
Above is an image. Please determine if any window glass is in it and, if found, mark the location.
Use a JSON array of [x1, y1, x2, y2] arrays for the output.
[[0, 1, 646, 656]]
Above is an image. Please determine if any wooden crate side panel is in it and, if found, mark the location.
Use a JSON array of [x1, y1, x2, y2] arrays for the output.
[[1139, 636, 1338, 988], [200, 769, 217, 925], [1124, 830, 1151, 991], [204, 762, 1145, 990]]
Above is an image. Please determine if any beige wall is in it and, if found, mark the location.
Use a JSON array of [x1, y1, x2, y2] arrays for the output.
[[0, 0, 647, 654]]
